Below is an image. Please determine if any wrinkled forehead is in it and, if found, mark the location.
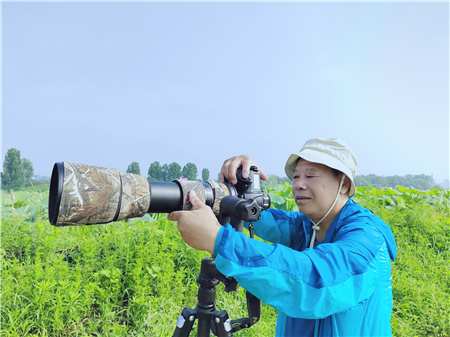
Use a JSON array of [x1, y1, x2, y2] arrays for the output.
[[294, 158, 330, 173]]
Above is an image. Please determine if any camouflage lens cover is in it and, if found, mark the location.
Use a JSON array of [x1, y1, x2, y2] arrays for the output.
[[176, 180, 206, 211], [55, 162, 150, 226], [176, 179, 231, 218], [208, 180, 231, 217]]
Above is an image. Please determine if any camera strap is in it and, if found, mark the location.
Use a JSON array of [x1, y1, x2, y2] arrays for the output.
[[245, 222, 260, 327], [230, 290, 261, 333]]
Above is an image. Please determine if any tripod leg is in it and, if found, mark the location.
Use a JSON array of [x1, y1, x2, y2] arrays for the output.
[[173, 307, 196, 337]]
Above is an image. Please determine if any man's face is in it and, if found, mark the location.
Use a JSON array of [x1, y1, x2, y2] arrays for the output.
[[291, 159, 341, 221]]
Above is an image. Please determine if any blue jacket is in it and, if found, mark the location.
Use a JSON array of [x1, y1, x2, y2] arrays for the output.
[[213, 199, 397, 337]]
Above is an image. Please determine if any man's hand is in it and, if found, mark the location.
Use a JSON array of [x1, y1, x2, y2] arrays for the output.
[[220, 155, 268, 185], [168, 190, 221, 255]]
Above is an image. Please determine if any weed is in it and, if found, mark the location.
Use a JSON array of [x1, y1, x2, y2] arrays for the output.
[[1, 186, 449, 336]]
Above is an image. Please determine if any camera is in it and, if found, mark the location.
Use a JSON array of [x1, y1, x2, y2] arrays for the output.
[[49, 162, 270, 230]]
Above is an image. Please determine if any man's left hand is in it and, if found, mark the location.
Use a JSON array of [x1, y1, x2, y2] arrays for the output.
[[168, 190, 221, 255]]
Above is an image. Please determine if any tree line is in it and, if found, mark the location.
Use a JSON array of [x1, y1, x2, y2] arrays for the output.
[[0, 148, 443, 191], [354, 174, 439, 190], [265, 173, 441, 190], [126, 161, 210, 182]]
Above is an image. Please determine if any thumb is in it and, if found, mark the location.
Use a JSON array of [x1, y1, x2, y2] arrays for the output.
[[189, 190, 205, 210], [167, 211, 179, 221]]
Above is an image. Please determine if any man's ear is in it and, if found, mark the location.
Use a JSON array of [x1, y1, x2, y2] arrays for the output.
[[341, 175, 351, 196]]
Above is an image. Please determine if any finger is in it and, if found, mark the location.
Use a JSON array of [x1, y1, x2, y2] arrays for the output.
[[188, 190, 205, 210], [241, 158, 268, 181], [226, 161, 240, 185], [220, 167, 226, 183], [167, 211, 180, 221], [221, 155, 263, 185], [227, 156, 248, 184], [258, 167, 269, 181], [220, 158, 234, 183], [241, 158, 252, 179]]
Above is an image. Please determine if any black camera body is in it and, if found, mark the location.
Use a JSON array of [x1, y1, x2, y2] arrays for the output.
[[220, 166, 271, 231]]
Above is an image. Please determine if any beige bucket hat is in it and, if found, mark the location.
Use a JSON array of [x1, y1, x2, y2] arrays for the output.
[[284, 138, 358, 197]]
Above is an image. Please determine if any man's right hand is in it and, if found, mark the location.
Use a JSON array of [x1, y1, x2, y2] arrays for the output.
[[220, 155, 268, 185]]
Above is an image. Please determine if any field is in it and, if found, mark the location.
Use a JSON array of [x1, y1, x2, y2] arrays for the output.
[[1, 185, 449, 336]]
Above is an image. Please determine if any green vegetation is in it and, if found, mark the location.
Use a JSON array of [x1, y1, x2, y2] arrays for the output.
[[147, 161, 209, 181], [167, 162, 182, 181], [263, 174, 292, 186], [264, 172, 442, 190], [147, 161, 164, 181], [1, 148, 31, 191], [355, 173, 439, 190], [22, 158, 35, 186], [352, 187, 450, 336], [2, 147, 443, 191], [1, 185, 449, 336], [1, 148, 45, 192], [182, 163, 198, 181], [202, 168, 210, 182], [25, 179, 51, 193], [126, 162, 141, 175]]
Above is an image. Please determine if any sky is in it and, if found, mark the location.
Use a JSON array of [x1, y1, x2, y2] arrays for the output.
[[2, 1, 449, 184]]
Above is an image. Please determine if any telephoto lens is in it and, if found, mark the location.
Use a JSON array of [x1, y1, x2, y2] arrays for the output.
[[48, 162, 237, 227]]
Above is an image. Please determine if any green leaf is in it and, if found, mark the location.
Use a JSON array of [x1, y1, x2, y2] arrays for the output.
[[138, 213, 154, 223], [268, 192, 284, 204]]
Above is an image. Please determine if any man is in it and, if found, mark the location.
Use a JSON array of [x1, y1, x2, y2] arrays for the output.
[[168, 138, 397, 337]]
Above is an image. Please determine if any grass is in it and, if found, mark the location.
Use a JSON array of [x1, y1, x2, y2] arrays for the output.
[[1, 206, 277, 336], [359, 198, 450, 336], [1, 186, 449, 336]]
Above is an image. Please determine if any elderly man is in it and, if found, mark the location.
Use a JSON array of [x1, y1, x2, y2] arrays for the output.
[[169, 138, 397, 337]]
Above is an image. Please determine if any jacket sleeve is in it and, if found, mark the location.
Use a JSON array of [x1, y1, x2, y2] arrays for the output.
[[214, 220, 386, 319], [243, 208, 305, 248]]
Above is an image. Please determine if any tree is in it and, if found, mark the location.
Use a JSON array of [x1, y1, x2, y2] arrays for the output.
[[354, 173, 435, 190], [22, 158, 34, 185], [2, 148, 26, 190], [202, 168, 210, 181], [148, 161, 163, 181], [182, 162, 198, 181], [266, 174, 281, 185], [161, 164, 169, 181], [126, 162, 141, 175], [167, 162, 182, 181]]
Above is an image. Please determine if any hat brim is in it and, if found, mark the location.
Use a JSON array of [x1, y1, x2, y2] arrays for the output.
[[285, 149, 356, 197]]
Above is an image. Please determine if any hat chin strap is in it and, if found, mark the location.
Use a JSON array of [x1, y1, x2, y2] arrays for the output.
[[308, 175, 345, 249]]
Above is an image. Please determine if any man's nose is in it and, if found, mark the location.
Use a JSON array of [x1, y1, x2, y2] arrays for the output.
[[292, 177, 307, 190]]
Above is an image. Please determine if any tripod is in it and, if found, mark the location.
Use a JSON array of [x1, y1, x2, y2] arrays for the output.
[[172, 256, 260, 337]]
